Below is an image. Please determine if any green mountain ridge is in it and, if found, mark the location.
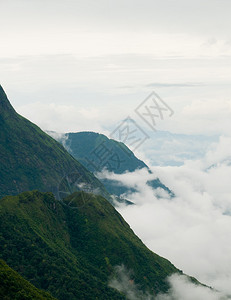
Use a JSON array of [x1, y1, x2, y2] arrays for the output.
[[0, 85, 205, 299], [62, 131, 148, 173], [0, 190, 181, 299], [0, 85, 107, 201], [0, 259, 56, 300], [52, 131, 172, 197]]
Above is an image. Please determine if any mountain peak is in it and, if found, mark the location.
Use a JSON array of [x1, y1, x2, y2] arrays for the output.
[[0, 86, 108, 200], [0, 85, 15, 115]]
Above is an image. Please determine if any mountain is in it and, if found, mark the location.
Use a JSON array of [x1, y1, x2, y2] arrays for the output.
[[0, 190, 182, 299], [0, 85, 108, 201], [51, 131, 172, 197], [0, 259, 56, 300], [61, 131, 147, 173]]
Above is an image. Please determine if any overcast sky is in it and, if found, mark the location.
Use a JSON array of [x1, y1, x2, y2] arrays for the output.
[[2, 2, 231, 298], [1, 0, 231, 135]]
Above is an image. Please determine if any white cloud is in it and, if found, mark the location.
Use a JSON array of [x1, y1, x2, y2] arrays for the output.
[[99, 136, 231, 297], [109, 265, 153, 300], [136, 131, 218, 167], [16, 101, 122, 134], [3, 53, 231, 136], [1, 0, 231, 138], [157, 274, 227, 300], [109, 265, 227, 300]]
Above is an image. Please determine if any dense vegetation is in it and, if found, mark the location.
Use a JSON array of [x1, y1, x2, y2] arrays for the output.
[[60, 131, 147, 173], [0, 259, 56, 300], [55, 131, 172, 196], [0, 190, 180, 299], [0, 85, 107, 200]]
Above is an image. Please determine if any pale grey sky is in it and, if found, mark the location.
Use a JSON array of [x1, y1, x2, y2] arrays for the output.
[[1, 0, 231, 135], [2, 2, 231, 297]]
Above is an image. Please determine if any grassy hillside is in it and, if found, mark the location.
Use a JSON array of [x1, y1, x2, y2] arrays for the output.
[[0, 85, 108, 200], [0, 259, 56, 300], [0, 190, 180, 299]]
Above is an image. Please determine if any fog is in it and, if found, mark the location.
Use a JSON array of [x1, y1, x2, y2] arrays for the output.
[[109, 265, 227, 299], [99, 136, 231, 297]]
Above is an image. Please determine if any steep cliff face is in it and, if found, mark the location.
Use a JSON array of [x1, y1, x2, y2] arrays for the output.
[[0, 190, 180, 299], [0, 85, 107, 199]]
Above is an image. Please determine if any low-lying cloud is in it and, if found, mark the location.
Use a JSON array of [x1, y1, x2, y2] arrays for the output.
[[100, 136, 231, 298], [109, 265, 228, 300], [157, 274, 227, 300], [109, 265, 153, 300]]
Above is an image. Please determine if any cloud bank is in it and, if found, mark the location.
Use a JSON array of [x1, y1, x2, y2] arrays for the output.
[[99, 136, 231, 297], [109, 265, 228, 300]]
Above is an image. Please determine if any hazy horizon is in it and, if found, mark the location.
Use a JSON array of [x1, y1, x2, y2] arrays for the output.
[[1, 1, 231, 299]]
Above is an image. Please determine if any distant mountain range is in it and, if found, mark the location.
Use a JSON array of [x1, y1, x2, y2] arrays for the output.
[[0, 85, 200, 299], [138, 130, 219, 166], [59, 131, 148, 173], [49, 131, 173, 197]]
